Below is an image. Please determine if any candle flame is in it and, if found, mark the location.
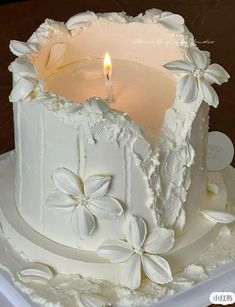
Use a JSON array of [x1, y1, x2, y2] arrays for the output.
[[103, 52, 112, 80]]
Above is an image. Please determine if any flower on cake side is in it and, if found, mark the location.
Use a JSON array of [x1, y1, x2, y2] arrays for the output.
[[164, 47, 230, 107], [97, 215, 174, 290], [46, 168, 123, 239]]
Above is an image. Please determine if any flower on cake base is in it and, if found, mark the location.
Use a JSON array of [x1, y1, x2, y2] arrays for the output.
[[201, 210, 235, 224], [46, 168, 123, 239], [164, 47, 230, 107], [200, 180, 235, 224], [97, 215, 174, 290]]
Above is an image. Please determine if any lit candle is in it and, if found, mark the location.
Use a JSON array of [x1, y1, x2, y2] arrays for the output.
[[103, 52, 113, 103]]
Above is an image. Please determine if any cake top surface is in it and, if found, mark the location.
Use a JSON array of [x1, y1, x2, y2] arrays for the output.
[[8, 9, 229, 112]]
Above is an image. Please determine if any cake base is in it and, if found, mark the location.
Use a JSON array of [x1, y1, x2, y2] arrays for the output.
[[0, 151, 235, 306]]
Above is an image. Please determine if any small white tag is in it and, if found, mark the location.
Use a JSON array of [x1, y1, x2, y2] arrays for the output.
[[207, 131, 234, 172]]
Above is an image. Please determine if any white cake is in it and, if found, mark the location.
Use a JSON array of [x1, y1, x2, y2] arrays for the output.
[[0, 8, 234, 307]]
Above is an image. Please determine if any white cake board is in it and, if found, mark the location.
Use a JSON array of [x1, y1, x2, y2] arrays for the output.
[[0, 151, 235, 307]]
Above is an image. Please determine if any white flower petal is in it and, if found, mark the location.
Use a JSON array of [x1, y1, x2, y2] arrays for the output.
[[46, 43, 66, 70], [66, 11, 97, 30], [204, 63, 230, 85], [88, 197, 123, 219], [186, 48, 208, 69], [120, 254, 142, 290], [97, 240, 133, 263], [71, 206, 96, 239], [80, 293, 108, 307], [84, 175, 111, 199], [164, 60, 193, 72], [144, 228, 175, 254], [202, 50, 211, 62], [158, 13, 185, 33], [9, 77, 37, 103], [176, 74, 198, 103], [199, 78, 219, 107], [142, 254, 173, 284], [45, 190, 76, 210], [9, 58, 36, 78], [201, 210, 235, 224], [125, 215, 147, 248], [52, 168, 82, 196], [18, 263, 54, 284], [9, 40, 35, 57]]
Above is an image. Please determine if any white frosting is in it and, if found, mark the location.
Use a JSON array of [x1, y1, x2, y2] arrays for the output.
[[5, 8, 233, 305], [0, 153, 235, 306]]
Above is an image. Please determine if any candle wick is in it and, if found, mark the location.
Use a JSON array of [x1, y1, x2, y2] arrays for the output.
[[106, 73, 109, 81]]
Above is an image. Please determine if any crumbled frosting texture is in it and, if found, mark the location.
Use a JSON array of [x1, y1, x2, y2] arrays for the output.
[[0, 219, 234, 306]]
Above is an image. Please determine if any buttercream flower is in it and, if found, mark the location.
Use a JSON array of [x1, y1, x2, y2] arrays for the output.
[[164, 47, 229, 107], [201, 210, 235, 224], [8, 58, 43, 103], [46, 168, 123, 239], [143, 8, 185, 33], [97, 215, 174, 290], [200, 178, 235, 224], [66, 11, 97, 34]]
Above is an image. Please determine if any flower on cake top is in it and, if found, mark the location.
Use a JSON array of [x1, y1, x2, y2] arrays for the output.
[[65, 11, 97, 35], [46, 168, 123, 239], [8, 58, 43, 103], [97, 215, 174, 290], [164, 47, 230, 107], [142, 8, 185, 33]]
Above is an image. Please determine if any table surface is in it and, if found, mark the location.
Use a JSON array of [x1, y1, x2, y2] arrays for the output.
[[0, 0, 234, 166]]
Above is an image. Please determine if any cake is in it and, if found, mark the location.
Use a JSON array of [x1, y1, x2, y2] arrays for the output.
[[0, 8, 234, 307]]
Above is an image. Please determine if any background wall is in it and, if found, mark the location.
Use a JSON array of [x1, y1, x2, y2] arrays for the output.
[[0, 0, 234, 165], [0, 1, 27, 4]]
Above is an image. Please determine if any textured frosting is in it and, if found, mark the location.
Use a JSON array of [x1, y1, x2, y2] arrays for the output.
[[4, 8, 233, 306], [0, 152, 235, 307]]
